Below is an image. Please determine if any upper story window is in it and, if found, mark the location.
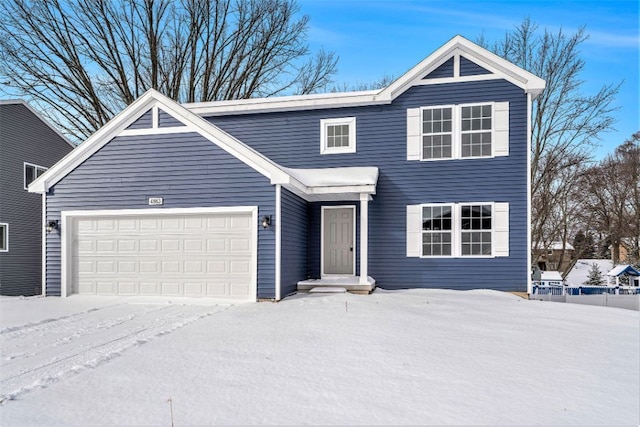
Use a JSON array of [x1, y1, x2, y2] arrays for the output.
[[0, 223, 7, 252], [407, 101, 509, 161], [422, 107, 453, 160], [24, 162, 47, 190], [320, 117, 356, 155]]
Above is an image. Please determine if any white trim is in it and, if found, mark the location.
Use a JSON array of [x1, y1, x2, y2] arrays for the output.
[[453, 54, 460, 78], [419, 105, 456, 161], [60, 206, 259, 299], [275, 185, 282, 301], [23, 162, 48, 190], [151, 105, 159, 129], [320, 205, 356, 277], [359, 193, 369, 285], [0, 223, 8, 252], [415, 74, 504, 86], [415, 102, 502, 161], [119, 126, 195, 136], [415, 202, 500, 258], [0, 99, 75, 148], [185, 35, 544, 116], [527, 92, 533, 295], [41, 195, 47, 295], [320, 117, 356, 155]]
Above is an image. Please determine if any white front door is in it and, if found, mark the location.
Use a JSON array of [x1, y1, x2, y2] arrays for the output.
[[322, 206, 355, 275]]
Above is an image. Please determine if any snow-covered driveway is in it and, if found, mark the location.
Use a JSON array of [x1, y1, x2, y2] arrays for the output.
[[1, 300, 222, 403], [0, 290, 638, 425]]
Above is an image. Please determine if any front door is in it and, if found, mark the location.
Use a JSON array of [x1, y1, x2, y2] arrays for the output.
[[322, 207, 354, 275]]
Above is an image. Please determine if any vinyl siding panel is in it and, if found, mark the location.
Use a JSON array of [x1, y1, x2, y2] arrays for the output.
[[45, 132, 276, 298], [126, 109, 153, 129], [460, 56, 492, 76], [158, 110, 185, 128], [423, 57, 454, 79], [206, 79, 528, 291], [279, 188, 308, 297], [0, 103, 73, 296]]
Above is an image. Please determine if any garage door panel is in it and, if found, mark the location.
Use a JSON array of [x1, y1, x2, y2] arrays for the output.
[[72, 211, 255, 299]]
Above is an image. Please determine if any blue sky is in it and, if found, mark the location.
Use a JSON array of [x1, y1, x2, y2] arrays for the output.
[[299, 0, 639, 159]]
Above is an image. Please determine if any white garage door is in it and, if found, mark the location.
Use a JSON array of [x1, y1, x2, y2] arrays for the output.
[[71, 211, 255, 299]]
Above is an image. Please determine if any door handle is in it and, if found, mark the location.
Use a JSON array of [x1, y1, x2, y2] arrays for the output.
[[350, 244, 353, 252]]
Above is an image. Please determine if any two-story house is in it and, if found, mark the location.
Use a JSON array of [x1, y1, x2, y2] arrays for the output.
[[0, 100, 75, 296], [28, 36, 545, 301]]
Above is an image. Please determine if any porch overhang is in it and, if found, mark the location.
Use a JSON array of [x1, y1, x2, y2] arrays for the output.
[[273, 166, 378, 202]]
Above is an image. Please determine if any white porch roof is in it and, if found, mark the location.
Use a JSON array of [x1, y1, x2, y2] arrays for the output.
[[282, 166, 378, 202]]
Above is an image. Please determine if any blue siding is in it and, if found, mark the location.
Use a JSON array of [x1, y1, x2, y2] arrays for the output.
[[460, 56, 492, 76], [0, 103, 73, 296], [205, 79, 528, 292], [279, 188, 308, 296], [158, 109, 185, 128], [45, 132, 276, 298], [126, 109, 153, 129], [423, 57, 454, 79]]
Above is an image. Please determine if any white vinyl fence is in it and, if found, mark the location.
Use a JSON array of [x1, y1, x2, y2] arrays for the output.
[[531, 285, 640, 311]]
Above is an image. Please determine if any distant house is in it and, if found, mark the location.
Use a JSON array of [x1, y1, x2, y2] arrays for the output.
[[533, 241, 574, 272], [0, 100, 75, 296], [27, 36, 545, 300], [539, 271, 564, 287], [609, 239, 639, 265]]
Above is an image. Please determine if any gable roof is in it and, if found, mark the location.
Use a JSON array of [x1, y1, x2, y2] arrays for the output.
[[0, 99, 75, 149], [186, 35, 545, 116], [607, 265, 640, 277], [27, 89, 377, 202]]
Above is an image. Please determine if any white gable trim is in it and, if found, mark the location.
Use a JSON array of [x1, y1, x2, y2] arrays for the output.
[[28, 90, 294, 194], [184, 36, 544, 117]]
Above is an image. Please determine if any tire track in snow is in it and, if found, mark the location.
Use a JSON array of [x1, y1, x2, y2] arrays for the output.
[[0, 304, 225, 403]]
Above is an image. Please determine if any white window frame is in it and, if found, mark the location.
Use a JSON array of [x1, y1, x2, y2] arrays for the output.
[[320, 117, 356, 155], [0, 223, 8, 252], [459, 202, 494, 257], [418, 202, 495, 258], [419, 102, 495, 161], [421, 203, 454, 257], [420, 105, 456, 161], [24, 162, 48, 190], [459, 102, 494, 159]]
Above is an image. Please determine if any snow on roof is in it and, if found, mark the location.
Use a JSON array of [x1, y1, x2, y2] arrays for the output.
[[533, 241, 575, 251], [540, 271, 563, 281], [283, 166, 379, 188], [607, 265, 640, 277], [565, 259, 614, 287]]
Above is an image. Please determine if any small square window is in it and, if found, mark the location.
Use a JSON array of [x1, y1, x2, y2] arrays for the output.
[[320, 117, 356, 154], [0, 223, 7, 252], [24, 163, 47, 190]]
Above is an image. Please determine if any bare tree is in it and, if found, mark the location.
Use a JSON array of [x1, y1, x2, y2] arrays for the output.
[[0, 0, 338, 140], [478, 19, 620, 265], [582, 132, 640, 264]]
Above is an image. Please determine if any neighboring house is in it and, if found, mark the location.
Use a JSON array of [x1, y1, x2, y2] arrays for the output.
[[565, 259, 614, 287], [609, 238, 639, 265], [607, 265, 640, 287], [539, 271, 564, 287], [0, 100, 75, 296], [533, 241, 575, 272], [28, 36, 545, 301]]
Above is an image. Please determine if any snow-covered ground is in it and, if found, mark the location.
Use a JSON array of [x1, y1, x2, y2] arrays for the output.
[[0, 290, 638, 425]]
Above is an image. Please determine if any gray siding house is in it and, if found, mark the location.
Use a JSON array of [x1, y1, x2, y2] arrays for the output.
[[29, 36, 545, 301], [0, 100, 74, 296]]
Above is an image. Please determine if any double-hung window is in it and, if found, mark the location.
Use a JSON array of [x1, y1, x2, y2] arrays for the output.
[[24, 162, 47, 190], [407, 202, 509, 258], [407, 101, 509, 160], [422, 205, 452, 256], [320, 117, 356, 154], [422, 107, 453, 160], [460, 204, 492, 256]]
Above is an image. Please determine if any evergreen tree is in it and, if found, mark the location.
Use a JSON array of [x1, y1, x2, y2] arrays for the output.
[[584, 263, 605, 286], [573, 230, 596, 259]]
